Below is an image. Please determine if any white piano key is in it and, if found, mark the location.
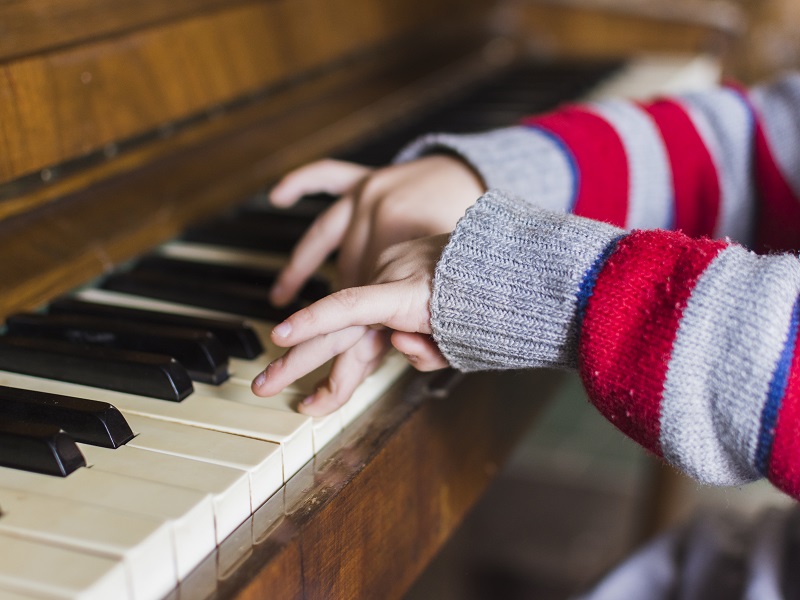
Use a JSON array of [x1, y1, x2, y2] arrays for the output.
[[159, 241, 289, 271], [157, 241, 338, 281], [122, 413, 283, 510], [77, 444, 250, 544], [0, 533, 129, 600], [193, 380, 300, 407], [0, 370, 313, 481], [228, 356, 332, 396], [0, 465, 214, 580], [227, 356, 268, 381], [0, 589, 40, 600], [195, 380, 341, 453], [0, 487, 175, 600], [583, 55, 720, 102]]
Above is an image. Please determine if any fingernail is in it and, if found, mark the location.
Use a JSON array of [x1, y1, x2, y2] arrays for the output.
[[405, 354, 418, 364], [273, 322, 292, 338], [301, 394, 315, 405], [253, 371, 267, 388], [254, 358, 282, 388]]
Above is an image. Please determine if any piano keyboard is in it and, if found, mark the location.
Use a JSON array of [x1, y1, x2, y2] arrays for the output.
[[0, 55, 718, 600]]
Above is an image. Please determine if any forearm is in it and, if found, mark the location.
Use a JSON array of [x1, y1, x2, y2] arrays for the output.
[[433, 191, 800, 497], [401, 74, 800, 250]]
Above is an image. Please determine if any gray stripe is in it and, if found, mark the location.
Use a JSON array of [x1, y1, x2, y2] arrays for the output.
[[431, 190, 622, 371], [588, 100, 673, 230], [659, 245, 800, 485], [750, 74, 800, 200], [678, 90, 756, 245], [396, 127, 575, 213]]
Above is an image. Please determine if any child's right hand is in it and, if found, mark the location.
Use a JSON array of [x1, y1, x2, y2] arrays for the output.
[[268, 154, 485, 306]]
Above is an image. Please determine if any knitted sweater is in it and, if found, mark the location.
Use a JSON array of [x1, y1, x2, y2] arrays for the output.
[[399, 74, 800, 499]]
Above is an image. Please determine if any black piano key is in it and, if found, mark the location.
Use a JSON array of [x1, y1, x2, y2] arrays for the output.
[[6, 313, 230, 385], [49, 298, 264, 359], [230, 210, 316, 231], [132, 256, 330, 303], [101, 270, 302, 321], [0, 385, 134, 449], [244, 192, 336, 220], [181, 213, 309, 253], [0, 336, 193, 402], [0, 417, 85, 477]]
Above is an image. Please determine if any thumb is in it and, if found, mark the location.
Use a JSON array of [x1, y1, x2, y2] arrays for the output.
[[391, 332, 449, 371]]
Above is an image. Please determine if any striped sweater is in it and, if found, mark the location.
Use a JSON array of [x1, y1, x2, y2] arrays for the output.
[[399, 74, 800, 498]]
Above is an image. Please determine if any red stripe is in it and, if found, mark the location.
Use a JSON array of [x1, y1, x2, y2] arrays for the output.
[[724, 83, 800, 252], [753, 123, 800, 253], [643, 100, 720, 237], [578, 230, 727, 455], [768, 330, 800, 499], [523, 108, 629, 227]]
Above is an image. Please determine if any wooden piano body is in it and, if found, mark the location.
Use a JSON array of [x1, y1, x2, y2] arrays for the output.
[[0, 1, 730, 598]]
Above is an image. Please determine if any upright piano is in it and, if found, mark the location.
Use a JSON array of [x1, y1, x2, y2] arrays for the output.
[[0, 1, 725, 598]]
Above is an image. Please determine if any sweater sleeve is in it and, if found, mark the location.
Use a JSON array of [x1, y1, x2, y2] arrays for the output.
[[433, 190, 800, 498], [399, 73, 800, 252]]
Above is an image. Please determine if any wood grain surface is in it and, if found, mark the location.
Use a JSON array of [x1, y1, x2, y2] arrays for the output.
[[0, 0, 478, 185]]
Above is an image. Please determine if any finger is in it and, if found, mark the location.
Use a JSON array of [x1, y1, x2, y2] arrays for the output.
[[333, 175, 378, 288], [251, 325, 366, 397], [336, 214, 371, 289], [298, 329, 389, 417], [270, 160, 371, 207], [391, 331, 449, 371], [272, 281, 426, 347], [270, 196, 354, 306]]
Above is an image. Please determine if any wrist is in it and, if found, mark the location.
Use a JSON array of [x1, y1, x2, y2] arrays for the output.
[[430, 190, 623, 372], [396, 126, 576, 213]]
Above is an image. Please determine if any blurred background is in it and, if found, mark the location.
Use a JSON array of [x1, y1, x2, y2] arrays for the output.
[[488, 0, 800, 82]]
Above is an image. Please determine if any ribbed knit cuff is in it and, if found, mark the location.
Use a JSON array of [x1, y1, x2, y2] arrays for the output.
[[431, 190, 624, 372], [395, 127, 576, 213]]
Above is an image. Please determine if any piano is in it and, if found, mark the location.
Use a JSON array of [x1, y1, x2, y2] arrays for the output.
[[0, 1, 725, 598]]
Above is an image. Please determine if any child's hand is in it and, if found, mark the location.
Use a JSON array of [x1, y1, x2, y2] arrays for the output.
[[252, 235, 451, 416], [268, 155, 484, 306]]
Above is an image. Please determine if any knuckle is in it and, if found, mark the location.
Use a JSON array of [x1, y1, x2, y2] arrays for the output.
[[331, 287, 360, 311], [291, 306, 316, 329], [373, 193, 407, 221], [356, 179, 380, 206], [356, 171, 391, 207], [375, 245, 399, 267], [311, 211, 341, 240]]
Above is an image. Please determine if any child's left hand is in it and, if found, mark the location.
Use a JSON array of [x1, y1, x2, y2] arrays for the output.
[[251, 234, 451, 416]]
